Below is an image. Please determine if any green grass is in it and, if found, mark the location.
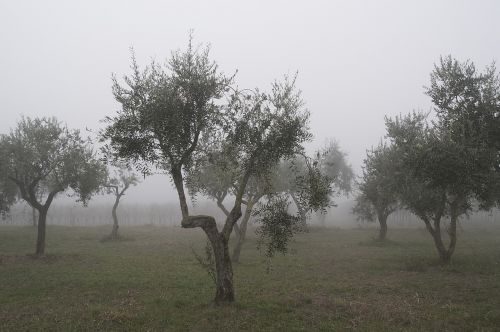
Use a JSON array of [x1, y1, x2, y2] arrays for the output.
[[1, 225, 500, 331]]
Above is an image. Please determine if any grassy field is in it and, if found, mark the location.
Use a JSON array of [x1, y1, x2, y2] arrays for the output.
[[1, 224, 500, 331]]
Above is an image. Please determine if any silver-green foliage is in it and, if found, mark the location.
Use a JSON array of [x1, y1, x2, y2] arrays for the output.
[[3, 117, 106, 208]]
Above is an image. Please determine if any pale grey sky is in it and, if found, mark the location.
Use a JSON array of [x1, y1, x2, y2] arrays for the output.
[[1, 0, 499, 203]]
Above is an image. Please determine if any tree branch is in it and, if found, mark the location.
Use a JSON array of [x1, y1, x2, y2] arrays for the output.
[[216, 195, 230, 217], [9, 176, 42, 210], [118, 183, 129, 197], [43, 190, 59, 210]]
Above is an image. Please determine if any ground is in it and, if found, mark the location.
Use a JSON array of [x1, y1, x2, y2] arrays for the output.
[[1, 224, 499, 331]]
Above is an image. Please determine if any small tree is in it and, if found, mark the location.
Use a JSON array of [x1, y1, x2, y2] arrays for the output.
[[273, 158, 309, 226], [318, 139, 354, 195], [274, 151, 336, 228], [352, 142, 399, 240], [378, 57, 499, 263], [386, 111, 497, 263], [102, 39, 324, 303], [316, 139, 354, 226], [103, 164, 140, 239], [2, 117, 106, 255]]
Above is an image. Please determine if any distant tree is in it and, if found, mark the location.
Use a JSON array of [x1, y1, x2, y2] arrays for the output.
[[352, 142, 399, 240], [316, 139, 354, 226], [318, 139, 354, 195], [102, 39, 327, 303], [273, 149, 338, 228], [103, 164, 140, 239], [273, 158, 308, 226], [2, 117, 106, 255], [386, 111, 497, 263]]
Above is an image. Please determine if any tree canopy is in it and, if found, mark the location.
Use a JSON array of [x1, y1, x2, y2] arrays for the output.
[[352, 142, 399, 240], [426, 56, 500, 207], [1, 116, 106, 254]]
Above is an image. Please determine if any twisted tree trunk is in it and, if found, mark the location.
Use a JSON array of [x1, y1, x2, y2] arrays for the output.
[[174, 167, 248, 304], [105, 185, 128, 240], [182, 215, 236, 303], [109, 195, 120, 239]]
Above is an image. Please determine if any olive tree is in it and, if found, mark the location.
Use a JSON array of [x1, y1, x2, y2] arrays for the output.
[[103, 164, 140, 240], [386, 111, 496, 263], [2, 117, 106, 255], [101, 40, 322, 303], [352, 142, 399, 240], [318, 139, 354, 195], [380, 57, 499, 263], [315, 139, 354, 226], [273, 146, 342, 228]]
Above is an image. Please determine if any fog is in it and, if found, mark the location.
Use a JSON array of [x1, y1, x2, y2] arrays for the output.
[[1, 0, 499, 205]]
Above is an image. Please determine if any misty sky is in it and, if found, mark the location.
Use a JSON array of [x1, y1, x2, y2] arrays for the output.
[[1, 0, 499, 204]]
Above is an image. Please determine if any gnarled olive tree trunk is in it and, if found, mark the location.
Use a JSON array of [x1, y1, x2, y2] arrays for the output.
[[182, 214, 237, 303], [174, 169, 246, 304], [211, 233, 235, 302]]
